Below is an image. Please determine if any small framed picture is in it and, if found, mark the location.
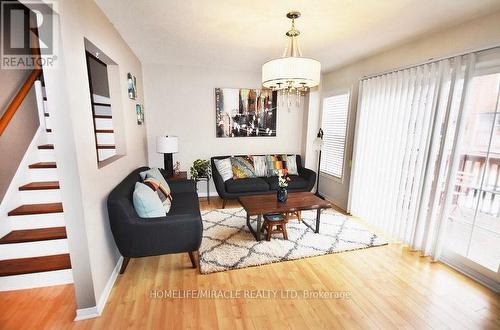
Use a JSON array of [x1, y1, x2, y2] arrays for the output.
[[136, 104, 144, 125], [127, 73, 137, 100]]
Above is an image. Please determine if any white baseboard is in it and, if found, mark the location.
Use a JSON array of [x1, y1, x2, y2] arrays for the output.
[[74, 306, 99, 321], [197, 191, 218, 198], [74, 256, 123, 321]]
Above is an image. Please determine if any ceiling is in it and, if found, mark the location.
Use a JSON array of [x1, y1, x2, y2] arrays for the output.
[[95, 0, 500, 73]]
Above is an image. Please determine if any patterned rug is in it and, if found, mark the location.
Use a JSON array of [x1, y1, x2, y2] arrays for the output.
[[199, 207, 387, 274]]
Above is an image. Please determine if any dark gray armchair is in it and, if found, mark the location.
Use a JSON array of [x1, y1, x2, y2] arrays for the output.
[[107, 167, 203, 273]]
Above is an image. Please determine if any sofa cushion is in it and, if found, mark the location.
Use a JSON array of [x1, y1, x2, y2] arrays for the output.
[[266, 175, 309, 190], [168, 192, 200, 217], [225, 178, 269, 193]]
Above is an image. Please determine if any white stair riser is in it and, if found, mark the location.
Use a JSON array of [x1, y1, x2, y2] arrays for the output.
[[28, 168, 59, 181], [95, 118, 113, 129], [10, 213, 65, 230], [96, 133, 115, 145], [37, 149, 56, 162], [94, 105, 112, 116], [0, 239, 69, 260], [93, 94, 110, 104], [45, 132, 54, 144], [20, 190, 61, 204], [44, 116, 52, 130], [0, 269, 73, 291]]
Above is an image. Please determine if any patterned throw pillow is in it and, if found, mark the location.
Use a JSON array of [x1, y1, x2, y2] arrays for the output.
[[251, 155, 267, 177], [266, 155, 287, 176], [231, 156, 256, 179], [284, 155, 298, 175], [214, 158, 233, 182], [139, 168, 169, 189], [143, 174, 172, 213]]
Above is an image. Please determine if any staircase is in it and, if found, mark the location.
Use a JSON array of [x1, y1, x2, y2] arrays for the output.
[[0, 79, 73, 291]]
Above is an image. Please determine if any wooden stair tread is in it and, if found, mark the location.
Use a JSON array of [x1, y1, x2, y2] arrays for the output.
[[8, 203, 63, 216], [94, 114, 112, 119], [93, 102, 111, 107], [19, 181, 60, 190], [0, 227, 66, 244], [0, 254, 71, 276], [44, 113, 49, 117], [95, 129, 114, 133], [97, 144, 116, 149], [29, 162, 56, 169], [38, 144, 54, 149], [46, 128, 52, 133]]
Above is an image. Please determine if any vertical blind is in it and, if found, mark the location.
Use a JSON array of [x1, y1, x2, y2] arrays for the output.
[[320, 92, 350, 179], [349, 54, 473, 258]]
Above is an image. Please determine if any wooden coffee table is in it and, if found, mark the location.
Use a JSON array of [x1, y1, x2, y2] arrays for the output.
[[238, 192, 332, 241]]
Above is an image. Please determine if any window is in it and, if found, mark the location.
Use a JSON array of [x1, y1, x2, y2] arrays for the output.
[[320, 92, 350, 179]]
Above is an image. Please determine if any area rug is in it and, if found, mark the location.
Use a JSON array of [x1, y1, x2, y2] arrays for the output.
[[199, 207, 387, 274]]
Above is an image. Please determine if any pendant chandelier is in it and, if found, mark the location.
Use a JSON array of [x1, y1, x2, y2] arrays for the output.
[[262, 12, 321, 108]]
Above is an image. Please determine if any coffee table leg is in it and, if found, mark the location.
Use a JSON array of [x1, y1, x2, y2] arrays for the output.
[[256, 214, 262, 241], [315, 209, 321, 233], [246, 213, 262, 241]]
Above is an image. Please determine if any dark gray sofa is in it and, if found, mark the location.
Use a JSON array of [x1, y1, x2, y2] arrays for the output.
[[107, 167, 203, 273], [211, 155, 316, 208]]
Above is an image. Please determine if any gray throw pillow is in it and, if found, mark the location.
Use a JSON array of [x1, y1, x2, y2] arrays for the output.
[[214, 158, 233, 181], [285, 155, 299, 175], [252, 155, 268, 177]]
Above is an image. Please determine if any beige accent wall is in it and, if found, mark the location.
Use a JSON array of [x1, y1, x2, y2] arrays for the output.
[[36, 0, 147, 310], [143, 64, 309, 195], [318, 11, 500, 210], [0, 70, 39, 201]]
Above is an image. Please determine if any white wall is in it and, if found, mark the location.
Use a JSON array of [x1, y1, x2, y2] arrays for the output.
[[143, 64, 308, 195], [317, 10, 500, 210], [38, 0, 148, 311]]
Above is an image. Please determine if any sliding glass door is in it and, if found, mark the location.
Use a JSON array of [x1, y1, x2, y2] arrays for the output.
[[443, 53, 500, 278], [350, 47, 500, 288]]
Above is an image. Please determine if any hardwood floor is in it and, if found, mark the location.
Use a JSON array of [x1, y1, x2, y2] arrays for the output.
[[0, 197, 498, 329]]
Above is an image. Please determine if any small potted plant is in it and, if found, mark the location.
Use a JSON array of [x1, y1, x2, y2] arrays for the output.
[[190, 159, 211, 181], [277, 169, 290, 203]]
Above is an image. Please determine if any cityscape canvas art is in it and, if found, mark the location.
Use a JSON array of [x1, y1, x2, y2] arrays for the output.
[[215, 88, 277, 138]]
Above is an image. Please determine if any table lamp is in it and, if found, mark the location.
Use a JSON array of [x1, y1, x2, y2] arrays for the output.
[[156, 135, 178, 177]]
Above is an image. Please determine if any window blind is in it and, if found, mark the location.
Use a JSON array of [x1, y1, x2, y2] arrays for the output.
[[349, 54, 474, 259], [320, 92, 350, 179]]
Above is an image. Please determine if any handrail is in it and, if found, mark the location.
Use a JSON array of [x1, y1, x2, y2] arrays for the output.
[[0, 68, 42, 137]]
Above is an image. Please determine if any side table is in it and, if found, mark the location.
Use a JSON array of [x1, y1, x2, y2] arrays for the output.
[[195, 176, 210, 204], [165, 171, 187, 182]]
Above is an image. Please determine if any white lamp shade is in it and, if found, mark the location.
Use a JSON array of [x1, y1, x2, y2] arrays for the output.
[[156, 136, 178, 153], [262, 57, 321, 89], [313, 137, 323, 150]]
